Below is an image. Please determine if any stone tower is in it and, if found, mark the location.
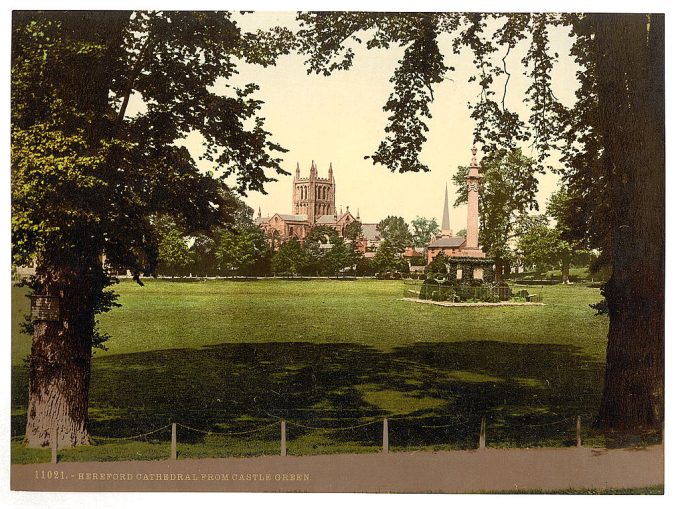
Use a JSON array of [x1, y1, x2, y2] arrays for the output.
[[292, 161, 336, 220]]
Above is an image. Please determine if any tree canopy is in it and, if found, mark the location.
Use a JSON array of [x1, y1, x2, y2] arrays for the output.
[[411, 216, 440, 248], [377, 216, 413, 252], [11, 10, 294, 446]]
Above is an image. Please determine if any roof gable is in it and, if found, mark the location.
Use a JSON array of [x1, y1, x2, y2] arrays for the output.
[[428, 236, 466, 248]]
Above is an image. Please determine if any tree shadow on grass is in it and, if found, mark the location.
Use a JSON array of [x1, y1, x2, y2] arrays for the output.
[[12, 341, 606, 450]]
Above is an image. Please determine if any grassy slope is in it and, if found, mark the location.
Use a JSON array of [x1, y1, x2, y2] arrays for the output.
[[12, 279, 622, 463]]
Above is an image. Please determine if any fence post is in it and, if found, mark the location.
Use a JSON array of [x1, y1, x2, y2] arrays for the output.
[[478, 417, 486, 450], [576, 415, 582, 448], [51, 425, 58, 464], [170, 423, 177, 460], [382, 418, 389, 454], [280, 421, 286, 457]]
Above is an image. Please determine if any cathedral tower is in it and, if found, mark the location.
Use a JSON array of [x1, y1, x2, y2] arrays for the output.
[[292, 161, 336, 220]]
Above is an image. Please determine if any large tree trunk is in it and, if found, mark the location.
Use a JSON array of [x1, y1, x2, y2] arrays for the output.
[[594, 14, 664, 431], [26, 316, 92, 448], [25, 258, 104, 448]]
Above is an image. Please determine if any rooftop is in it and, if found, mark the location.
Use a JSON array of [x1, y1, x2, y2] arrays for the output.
[[428, 236, 466, 248], [316, 215, 337, 224], [361, 223, 381, 241]]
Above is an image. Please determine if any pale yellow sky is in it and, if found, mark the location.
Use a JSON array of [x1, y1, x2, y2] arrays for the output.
[[176, 12, 579, 228]]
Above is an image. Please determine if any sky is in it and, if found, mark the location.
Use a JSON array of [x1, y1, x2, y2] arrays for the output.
[[178, 11, 580, 229]]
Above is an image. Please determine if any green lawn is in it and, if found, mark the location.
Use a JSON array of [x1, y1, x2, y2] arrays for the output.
[[12, 278, 639, 463]]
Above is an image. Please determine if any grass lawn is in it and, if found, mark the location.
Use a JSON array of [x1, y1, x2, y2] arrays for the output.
[[11, 278, 642, 463]]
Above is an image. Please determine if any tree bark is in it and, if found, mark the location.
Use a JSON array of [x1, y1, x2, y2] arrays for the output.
[[25, 258, 103, 448], [25, 318, 92, 448], [594, 14, 664, 432]]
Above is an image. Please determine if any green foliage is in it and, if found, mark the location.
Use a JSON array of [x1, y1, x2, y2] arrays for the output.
[[11, 11, 292, 326], [377, 216, 412, 252], [215, 226, 265, 275], [297, 13, 567, 170], [373, 242, 399, 274], [425, 252, 450, 277], [517, 189, 595, 280], [303, 226, 359, 276], [153, 216, 192, 277], [272, 240, 308, 275], [343, 220, 363, 242], [411, 216, 439, 248], [355, 257, 375, 277], [516, 218, 568, 271], [190, 234, 217, 276]]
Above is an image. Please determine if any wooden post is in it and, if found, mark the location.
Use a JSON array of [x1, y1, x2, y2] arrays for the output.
[[51, 425, 58, 464], [280, 421, 286, 456], [170, 423, 177, 460], [382, 418, 389, 454], [479, 417, 486, 450], [576, 415, 582, 448]]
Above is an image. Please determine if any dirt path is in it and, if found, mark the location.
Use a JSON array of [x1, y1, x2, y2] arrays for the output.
[[11, 446, 663, 493]]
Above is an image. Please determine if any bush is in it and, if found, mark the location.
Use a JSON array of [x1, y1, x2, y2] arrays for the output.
[[356, 257, 375, 277]]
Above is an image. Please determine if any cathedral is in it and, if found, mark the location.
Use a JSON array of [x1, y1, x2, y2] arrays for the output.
[[256, 161, 374, 247]]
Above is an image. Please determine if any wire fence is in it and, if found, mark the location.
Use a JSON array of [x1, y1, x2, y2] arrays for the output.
[[16, 411, 610, 464]]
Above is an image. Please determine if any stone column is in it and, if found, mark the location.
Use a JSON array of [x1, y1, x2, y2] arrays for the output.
[[466, 147, 481, 249]]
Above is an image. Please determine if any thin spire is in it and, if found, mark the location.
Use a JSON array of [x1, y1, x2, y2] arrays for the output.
[[441, 184, 451, 233]]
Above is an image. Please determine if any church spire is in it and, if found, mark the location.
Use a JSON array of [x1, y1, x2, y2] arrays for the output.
[[441, 184, 452, 236]]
